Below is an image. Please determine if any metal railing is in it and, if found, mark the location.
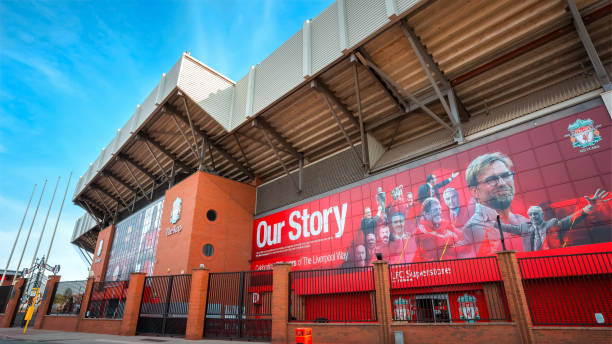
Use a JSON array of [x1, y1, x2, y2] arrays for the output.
[[389, 256, 510, 323], [289, 266, 376, 323], [137, 274, 192, 336], [518, 251, 612, 326], [85, 280, 129, 319], [48, 280, 87, 316], [0, 285, 12, 314]]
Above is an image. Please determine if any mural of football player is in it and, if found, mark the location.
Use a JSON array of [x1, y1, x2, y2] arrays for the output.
[[417, 172, 460, 204], [415, 197, 462, 261], [462, 152, 526, 256], [442, 188, 471, 229], [494, 189, 609, 251]]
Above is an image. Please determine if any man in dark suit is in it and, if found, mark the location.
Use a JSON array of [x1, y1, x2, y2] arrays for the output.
[[417, 172, 459, 204]]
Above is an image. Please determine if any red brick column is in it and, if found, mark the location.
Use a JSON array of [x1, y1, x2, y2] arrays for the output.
[[185, 268, 210, 340], [79, 276, 95, 319], [271, 263, 291, 344], [497, 251, 534, 344], [0, 278, 26, 328], [34, 275, 60, 329], [373, 261, 392, 344], [119, 272, 146, 336]]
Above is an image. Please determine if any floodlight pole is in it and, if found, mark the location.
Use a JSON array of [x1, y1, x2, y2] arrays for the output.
[[11, 179, 47, 284], [0, 184, 37, 286]]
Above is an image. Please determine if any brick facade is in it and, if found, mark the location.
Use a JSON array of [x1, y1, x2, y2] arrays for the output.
[[33, 275, 60, 329], [185, 268, 209, 340], [119, 272, 145, 336]]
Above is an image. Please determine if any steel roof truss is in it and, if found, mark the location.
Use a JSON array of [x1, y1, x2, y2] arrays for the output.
[[92, 187, 113, 215], [103, 175, 130, 208], [260, 127, 301, 193], [140, 137, 170, 180], [353, 52, 407, 114], [180, 95, 202, 159], [352, 59, 369, 173], [198, 134, 208, 172], [359, 52, 454, 133], [252, 118, 301, 159], [311, 79, 361, 131], [168, 110, 201, 162], [91, 185, 122, 209], [566, 0, 612, 91], [137, 132, 193, 173], [233, 133, 251, 171], [320, 91, 364, 166], [401, 21, 465, 142], [166, 104, 254, 180], [121, 159, 151, 201], [117, 153, 157, 181]]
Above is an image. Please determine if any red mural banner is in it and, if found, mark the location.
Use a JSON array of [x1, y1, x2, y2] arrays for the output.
[[251, 105, 612, 271]]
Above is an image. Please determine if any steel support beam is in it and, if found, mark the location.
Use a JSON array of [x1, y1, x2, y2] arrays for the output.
[[102, 171, 139, 196], [261, 128, 300, 193], [233, 134, 251, 170], [320, 92, 363, 165], [121, 159, 151, 200], [355, 50, 410, 113], [365, 91, 440, 132], [352, 59, 370, 172], [103, 175, 130, 208], [168, 111, 201, 162], [140, 138, 170, 179], [357, 52, 454, 133], [116, 153, 157, 181], [235, 132, 294, 156], [164, 104, 255, 180], [311, 79, 361, 131], [252, 118, 301, 159], [198, 135, 208, 172], [401, 20, 466, 142], [137, 132, 193, 173], [91, 185, 122, 209], [92, 187, 113, 215], [567, 0, 612, 91]]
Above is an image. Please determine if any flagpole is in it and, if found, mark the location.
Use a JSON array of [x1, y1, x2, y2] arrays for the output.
[[11, 179, 47, 284], [44, 172, 72, 266], [0, 184, 37, 286], [29, 176, 60, 270]]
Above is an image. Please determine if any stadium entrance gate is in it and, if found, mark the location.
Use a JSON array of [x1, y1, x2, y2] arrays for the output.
[[204, 270, 273, 341]]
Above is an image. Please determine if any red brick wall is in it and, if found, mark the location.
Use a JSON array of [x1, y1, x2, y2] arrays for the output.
[[532, 327, 612, 344], [154, 171, 256, 275], [77, 318, 122, 334], [392, 323, 520, 344], [287, 323, 380, 344], [90, 225, 115, 282], [40, 315, 79, 332]]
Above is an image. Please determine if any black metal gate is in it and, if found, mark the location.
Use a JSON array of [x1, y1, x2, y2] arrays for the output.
[[204, 270, 272, 341], [136, 274, 191, 336]]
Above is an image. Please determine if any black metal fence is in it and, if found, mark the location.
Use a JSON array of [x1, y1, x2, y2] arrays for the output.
[[204, 270, 273, 340], [518, 252, 612, 326], [85, 280, 129, 319], [48, 280, 87, 316], [289, 266, 376, 323], [389, 256, 510, 323], [136, 274, 192, 336], [0, 285, 12, 314]]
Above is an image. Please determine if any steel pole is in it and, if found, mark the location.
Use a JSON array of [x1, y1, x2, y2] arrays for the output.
[[0, 184, 37, 285], [44, 172, 72, 266], [29, 176, 60, 269], [11, 179, 47, 284]]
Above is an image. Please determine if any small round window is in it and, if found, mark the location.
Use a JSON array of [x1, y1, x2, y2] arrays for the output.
[[206, 209, 217, 222], [202, 244, 214, 257]]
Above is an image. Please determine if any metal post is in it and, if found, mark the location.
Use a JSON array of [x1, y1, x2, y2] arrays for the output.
[[162, 276, 174, 336], [496, 215, 507, 251], [11, 179, 47, 284], [29, 176, 60, 270], [0, 184, 36, 286], [237, 272, 245, 338], [44, 172, 72, 266], [566, 0, 612, 91]]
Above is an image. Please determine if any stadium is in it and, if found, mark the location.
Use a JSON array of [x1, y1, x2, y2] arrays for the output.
[[1, 0, 611, 343]]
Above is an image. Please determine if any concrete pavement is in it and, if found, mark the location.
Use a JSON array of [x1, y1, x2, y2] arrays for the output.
[[0, 328, 267, 343]]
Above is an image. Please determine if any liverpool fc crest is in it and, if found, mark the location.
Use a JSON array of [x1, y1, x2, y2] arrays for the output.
[[170, 197, 182, 224], [567, 118, 601, 149]]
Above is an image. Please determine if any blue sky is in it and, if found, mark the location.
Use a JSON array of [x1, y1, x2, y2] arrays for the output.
[[0, 0, 334, 280]]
